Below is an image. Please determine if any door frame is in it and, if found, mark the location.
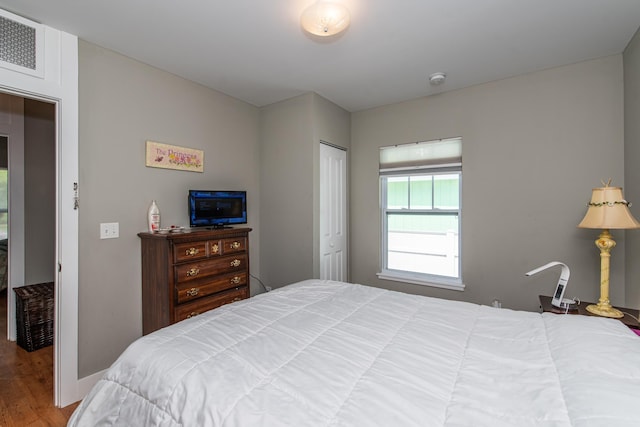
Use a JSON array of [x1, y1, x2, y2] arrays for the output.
[[0, 18, 80, 407]]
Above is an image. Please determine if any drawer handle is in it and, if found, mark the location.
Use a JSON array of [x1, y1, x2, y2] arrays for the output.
[[230, 276, 241, 285], [211, 243, 219, 254], [186, 267, 200, 277], [230, 241, 241, 250], [185, 247, 199, 256], [232, 297, 242, 303], [230, 259, 241, 268], [186, 287, 199, 297], [187, 311, 199, 318]]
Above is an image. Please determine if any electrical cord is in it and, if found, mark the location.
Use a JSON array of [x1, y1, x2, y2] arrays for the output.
[[564, 299, 639, 324], [621, 311, 640, 323], [250, 273, 271, 292], [564, 297, 580, 314]]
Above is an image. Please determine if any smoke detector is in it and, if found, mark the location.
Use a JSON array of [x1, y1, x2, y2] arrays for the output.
[[429, 72, 446, 85]]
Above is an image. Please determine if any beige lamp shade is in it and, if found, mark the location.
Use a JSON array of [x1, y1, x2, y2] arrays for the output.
[[578, 186, 640, 229]]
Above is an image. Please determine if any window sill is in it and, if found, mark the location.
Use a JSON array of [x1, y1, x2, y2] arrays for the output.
[[377, 271, 465, 291]]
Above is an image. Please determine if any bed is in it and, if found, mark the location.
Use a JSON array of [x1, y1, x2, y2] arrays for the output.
[[68, 279, 640, 426]]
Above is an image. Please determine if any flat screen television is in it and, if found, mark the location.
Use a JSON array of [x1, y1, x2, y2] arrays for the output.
[[188, 190, 247, 228]]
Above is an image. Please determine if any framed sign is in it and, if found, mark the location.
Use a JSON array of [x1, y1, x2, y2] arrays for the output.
[[145, 140, 204, 172]]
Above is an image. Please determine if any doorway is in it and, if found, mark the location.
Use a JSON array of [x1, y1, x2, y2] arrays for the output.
[[1, 96, 56, 302], [319, 142, 348, 281], [0, 91, 56, 388], [0, 12, 79, 406]]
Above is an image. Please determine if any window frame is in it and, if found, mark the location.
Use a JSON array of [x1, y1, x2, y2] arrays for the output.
[[377, 166, 464, 291]]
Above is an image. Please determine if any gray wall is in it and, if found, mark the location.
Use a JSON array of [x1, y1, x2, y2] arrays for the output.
[[350, 55, 626, 312], [311, 94, 351, 278], [24, 99, 55, 285], [0, 95, 54, 287], [78, 41, 261, 376], [259, 93, 350, 287], [259, 93, 314, 288], [624, 28, 640, 308]]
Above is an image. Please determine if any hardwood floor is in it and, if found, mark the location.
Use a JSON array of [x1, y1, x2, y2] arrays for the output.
[[0, 289, 80, 426]]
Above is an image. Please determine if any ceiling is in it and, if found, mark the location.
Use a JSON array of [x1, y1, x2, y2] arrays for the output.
[[1, 0, 640, 112]]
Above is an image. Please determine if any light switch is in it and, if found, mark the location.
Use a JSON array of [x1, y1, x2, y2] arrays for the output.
[[100, 222, 119, 239]]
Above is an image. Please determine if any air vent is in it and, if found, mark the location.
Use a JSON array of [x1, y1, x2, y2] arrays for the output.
[[0, 9, 44, 78], [0, 16, 36, 70]]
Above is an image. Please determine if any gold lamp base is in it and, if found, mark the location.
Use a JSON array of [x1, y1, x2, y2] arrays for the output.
[[585, 302, 624, 319]]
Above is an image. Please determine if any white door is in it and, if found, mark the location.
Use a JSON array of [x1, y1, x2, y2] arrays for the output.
[[319, 142, 347, 281]]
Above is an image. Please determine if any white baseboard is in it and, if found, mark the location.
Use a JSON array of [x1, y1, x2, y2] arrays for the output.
[[68, 369, 106, 407]]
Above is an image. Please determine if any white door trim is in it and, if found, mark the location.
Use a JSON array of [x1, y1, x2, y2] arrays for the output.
[[0, 11, 80, 407]]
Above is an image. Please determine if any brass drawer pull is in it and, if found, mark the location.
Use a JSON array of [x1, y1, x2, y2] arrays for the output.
[[211, 243, 219, 254], [185, 247, 199, 256], [231, 297, 241, 303], [187, 311, 199, 318], [186, 267, 200, 277], [186, 287, 199, 297], [230, 241, 241, 250], [230, 259, 241, 267], [230, 276, 241, 285]]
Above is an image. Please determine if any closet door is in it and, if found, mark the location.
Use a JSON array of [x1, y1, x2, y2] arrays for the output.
[[319, 142, 347, 281]]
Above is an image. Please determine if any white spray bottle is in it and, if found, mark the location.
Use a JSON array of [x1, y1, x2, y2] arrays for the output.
[[148, 200, 160, 232]]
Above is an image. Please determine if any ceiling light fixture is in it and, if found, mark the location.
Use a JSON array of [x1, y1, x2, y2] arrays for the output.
[[300, 1, 351, 37], [429, 72, 446, 85]]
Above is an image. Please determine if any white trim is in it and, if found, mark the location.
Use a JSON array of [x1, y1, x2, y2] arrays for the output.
[[0, 14, 79, 408], [377, 270, 465, 291], [77, 368, 106, 397], [55, 30, 79, 408], [379, 162, 462, 174]]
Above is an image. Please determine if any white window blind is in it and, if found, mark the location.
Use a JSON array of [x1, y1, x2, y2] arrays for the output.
[[379, 137, 461, 172]]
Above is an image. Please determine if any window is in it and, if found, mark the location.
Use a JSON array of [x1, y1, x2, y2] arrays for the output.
[[378, 138, 463, 290]]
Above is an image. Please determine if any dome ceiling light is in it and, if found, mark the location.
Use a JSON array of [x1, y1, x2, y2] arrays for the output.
[[301, 1, 351, 37]]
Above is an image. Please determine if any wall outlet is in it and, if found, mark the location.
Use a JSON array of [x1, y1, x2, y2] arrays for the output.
[[100, 222, 119, 239]]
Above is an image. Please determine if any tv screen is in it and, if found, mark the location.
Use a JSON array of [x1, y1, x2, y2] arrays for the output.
[[188, 190, 247, 228]]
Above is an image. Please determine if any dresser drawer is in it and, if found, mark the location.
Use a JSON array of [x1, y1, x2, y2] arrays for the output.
[[175, 254, 248, 284], [174, 286, 248, 321], [175, 272, 247, 304], [173, 241, 208, 263], [221, 237, 247, 254]]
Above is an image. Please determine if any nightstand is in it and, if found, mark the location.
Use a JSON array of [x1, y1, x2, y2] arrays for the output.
[[539, 295, 640, 331]]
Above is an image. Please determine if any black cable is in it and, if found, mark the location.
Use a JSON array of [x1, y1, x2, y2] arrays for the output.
[[250, 273, 271, 292]]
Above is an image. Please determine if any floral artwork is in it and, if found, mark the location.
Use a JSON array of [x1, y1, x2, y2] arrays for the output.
[[145, 141, 204, 172]]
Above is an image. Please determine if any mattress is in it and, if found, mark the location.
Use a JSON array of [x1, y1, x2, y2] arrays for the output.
[[68, 279, 640, 426]]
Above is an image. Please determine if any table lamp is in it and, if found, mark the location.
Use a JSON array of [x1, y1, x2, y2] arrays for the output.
[[578, 181, 640, 318]]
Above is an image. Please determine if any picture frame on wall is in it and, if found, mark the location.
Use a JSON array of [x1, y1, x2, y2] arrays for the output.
[[145, 140, 204, 173]]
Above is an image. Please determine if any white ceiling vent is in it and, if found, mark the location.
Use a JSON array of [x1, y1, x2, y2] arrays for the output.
[[0, 9, 44, 78]]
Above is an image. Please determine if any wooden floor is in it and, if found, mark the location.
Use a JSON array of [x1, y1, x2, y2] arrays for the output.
[[0, 289, 80, 426]]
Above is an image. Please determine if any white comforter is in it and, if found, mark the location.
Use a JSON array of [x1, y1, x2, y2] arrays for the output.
[[69, 279, 640, 426]]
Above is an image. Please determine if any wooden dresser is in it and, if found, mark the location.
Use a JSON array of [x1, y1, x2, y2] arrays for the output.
[[138, 227, 251, 335]]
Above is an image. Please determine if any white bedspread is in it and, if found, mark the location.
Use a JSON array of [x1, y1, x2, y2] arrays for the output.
[[68, 279, 640, 426]]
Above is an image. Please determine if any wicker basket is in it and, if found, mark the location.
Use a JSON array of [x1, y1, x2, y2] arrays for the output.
[[14, 282, 54, 352]]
